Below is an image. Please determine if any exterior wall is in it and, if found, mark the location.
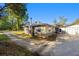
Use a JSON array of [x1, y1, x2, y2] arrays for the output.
[[24, 26, 31, 34], [61, 25, 79, 35], [23, 25, 53, 35], [24, 27, 29, 34], [34, 26, 53, 34]]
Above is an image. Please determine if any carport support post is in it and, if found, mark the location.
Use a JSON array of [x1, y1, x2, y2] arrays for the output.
[[32, 26, 35, 37]]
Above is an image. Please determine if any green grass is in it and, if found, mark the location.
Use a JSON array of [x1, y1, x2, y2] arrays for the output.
[[0, 33, 38, 56], [0, 34, 10, 41]]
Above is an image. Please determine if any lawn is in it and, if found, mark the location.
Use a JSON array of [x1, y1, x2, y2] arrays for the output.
[[12, 31, 32, 39], [0, 33, 10, 41], [0, 33, 36, 56], [12, 31, 57, 41], [0, 41, 35, 56]]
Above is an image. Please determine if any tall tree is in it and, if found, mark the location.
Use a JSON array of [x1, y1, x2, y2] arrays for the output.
[[53, 16, 67, 33], [72, 18, 79, 25], [0, 4, 6, 19], [5, 3, 28, 30], [0, 4, 11, 30], [58, 16, 67, 26]]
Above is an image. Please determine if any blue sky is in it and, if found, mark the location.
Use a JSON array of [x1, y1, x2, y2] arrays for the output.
[[27, 3, 79, 24], [0, 3, 79, 24]]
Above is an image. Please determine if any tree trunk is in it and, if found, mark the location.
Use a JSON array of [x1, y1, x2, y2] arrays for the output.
[[16, 18, 20, 31]]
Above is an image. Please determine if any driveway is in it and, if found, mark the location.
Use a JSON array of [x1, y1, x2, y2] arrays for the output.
[[2, 31, 79, 56]]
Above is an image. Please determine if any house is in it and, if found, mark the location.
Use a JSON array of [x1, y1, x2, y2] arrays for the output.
[[23, 22, 55, 37], [31, 23, 54, 36], [61, 21, 79, 35]]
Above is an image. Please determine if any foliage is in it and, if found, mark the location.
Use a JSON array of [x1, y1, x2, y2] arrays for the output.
[[53, 16, 67, 26], [72, 18, 79, 25], [5, 3, 28, 30], [59, 16, 67, 26], [0, 17, 11, 30], [0, 3, 28, 30], [0, 33, 10, 41]]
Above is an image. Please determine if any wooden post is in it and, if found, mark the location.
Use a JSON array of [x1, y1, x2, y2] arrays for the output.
[[32, 26, 35, 36]]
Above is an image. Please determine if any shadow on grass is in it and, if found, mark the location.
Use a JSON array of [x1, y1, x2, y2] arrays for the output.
[[0, 41, 39, 56], [0, 33, 39, 56]]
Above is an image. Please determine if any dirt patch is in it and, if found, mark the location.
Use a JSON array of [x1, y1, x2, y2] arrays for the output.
[[0, 41, 35, 56]]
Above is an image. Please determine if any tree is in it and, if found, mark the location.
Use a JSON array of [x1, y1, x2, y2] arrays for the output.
[[5, 3, 28, 30], [53, 16, 67, 33], [58, 16, 67, 26], [0, 3, 28, 30], [53, 19, 58, 26], [0, 16, 11, 30], [53, 16, 67, 26], [0, 4, 6, 19], [71, 18, 79, 25], [0, 4, 11, 30]]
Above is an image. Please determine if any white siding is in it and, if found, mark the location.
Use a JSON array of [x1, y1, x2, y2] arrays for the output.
[[61, 25, 79, 35]]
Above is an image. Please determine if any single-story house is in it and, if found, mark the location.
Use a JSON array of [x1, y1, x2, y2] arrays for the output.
[[23, 23, 55, 36], [61, 23, 79, 35]]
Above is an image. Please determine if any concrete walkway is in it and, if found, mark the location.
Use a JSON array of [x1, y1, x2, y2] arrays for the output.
[[3, 31, 79, 56]]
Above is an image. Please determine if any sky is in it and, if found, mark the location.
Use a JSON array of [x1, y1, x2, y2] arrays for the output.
[[27, 3, 79, 24], [0, 3, 79, 24], [0, 3, 5, 9]]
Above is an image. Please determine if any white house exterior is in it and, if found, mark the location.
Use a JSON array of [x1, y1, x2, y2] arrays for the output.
[[61, 24, 79, 35], [23, 23, 54, 35]]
